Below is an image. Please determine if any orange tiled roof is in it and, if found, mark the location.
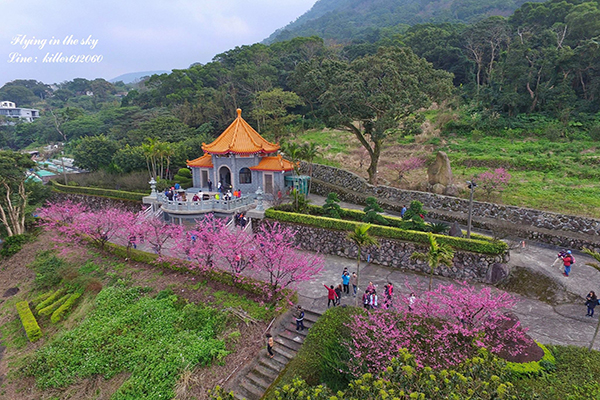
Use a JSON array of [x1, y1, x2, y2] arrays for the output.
[[250, 155, 295, 172], [202, 109, 280, 155], [186, 153, 213, 168]]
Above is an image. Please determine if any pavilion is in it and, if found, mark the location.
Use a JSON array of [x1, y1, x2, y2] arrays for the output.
[[187, 109, 295, 196]]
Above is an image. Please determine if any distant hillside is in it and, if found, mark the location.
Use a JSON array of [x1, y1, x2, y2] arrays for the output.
[[109, 70, 169, 84], [265, 0, 544, 43]]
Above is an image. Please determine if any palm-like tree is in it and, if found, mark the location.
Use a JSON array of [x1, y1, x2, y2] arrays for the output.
[[347, 224, 379, 306], [142, 138, 159, 179], [300, 142, 320, 195], [411, 233, 455, 291], [582, 247, 600, 351]]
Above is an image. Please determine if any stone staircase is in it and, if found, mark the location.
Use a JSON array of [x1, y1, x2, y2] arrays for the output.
[[233, 309, 322, 400]]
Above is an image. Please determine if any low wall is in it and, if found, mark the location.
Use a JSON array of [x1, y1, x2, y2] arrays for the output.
[[49, 192, 144, 213], [302, 163, 600, 249], [255, 219, 509, 284]]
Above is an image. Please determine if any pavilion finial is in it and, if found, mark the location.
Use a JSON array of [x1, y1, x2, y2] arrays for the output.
[[236, 108, 242, 117]]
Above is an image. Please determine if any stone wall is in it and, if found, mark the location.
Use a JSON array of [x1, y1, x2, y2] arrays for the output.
[[49, 192, 144, 213], [301, 162, 600, 248], [254, 219, 509, 284]]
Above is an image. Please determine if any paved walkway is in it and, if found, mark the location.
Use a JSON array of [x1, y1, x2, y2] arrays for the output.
[[296, 194, 600, 351]]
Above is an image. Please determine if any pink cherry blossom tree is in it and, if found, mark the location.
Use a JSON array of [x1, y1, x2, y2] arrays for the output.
[[346, 282, 533, 377], [388, 157, 426, 182], [477, 168, 511, 198], [37, 200, 89, 238], [139, 216, 182, 256], [215, 227, 258, 276], [113, 210, 146, 257], [254, 221, 324, 297], [72, 207, 129, 249], [181, 214, 227, 271]]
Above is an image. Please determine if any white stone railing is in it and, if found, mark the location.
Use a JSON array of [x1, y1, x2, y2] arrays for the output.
[[158, 194, 254, 213]]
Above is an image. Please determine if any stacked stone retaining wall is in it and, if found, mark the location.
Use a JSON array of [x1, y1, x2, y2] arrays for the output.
[[301, 163, 600, 249], [255, 219, 509, 284]]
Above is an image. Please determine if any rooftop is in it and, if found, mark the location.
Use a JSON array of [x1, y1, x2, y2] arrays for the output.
[[201, 109, 279, 155]]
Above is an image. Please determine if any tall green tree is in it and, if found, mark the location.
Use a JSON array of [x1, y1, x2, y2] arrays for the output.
[[251, 88, 303, 142], [293, 47, 454, 183], [0, 151, 36, 236], [410, 233, 455, 291], [72, 135, 118, 172], [347, 224, 379, 306]]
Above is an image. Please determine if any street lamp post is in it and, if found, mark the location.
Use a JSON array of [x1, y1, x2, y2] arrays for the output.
[[466, 180, 477, 238]]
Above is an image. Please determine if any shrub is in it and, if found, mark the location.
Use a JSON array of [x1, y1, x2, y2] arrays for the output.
[[51, 292, 82, 323], [32, 290, 54, 307], [38, 294, 70, 316], [30, 252, 68, 289], [271, 306, 354, 393], [35, 288, 65, 311], [272, 349, 515, 400], [0, 234, 29, 257], [505, 342, 555, 378], [362, 196, 387, 225], [16, 301, 42, 342], [322, 192, 342, 219], [173, 168, 193, 188]]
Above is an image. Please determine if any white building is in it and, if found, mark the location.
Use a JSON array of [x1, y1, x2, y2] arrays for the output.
[[0, 101, 40, 122]]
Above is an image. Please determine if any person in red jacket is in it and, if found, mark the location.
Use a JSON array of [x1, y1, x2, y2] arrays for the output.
[[561, 250, 575, 277], [324, 284, 337, 308]]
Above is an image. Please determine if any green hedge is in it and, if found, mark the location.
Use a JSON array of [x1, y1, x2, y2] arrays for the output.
[[506, 342, 556, 378], [265, 208, 507, 255], [51, 292, 82, 323], [16, 301, 42, 342], [50, 180, 146, 202], [32, 290, 54, 306], [36, 288, 65, 311], [280, 204, 494, 242], [38, 294, 70, 316]]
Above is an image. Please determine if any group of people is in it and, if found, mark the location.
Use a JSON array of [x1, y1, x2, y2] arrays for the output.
[[324, 268, 359, 307], [361, 281, 394, 310], [552, 249, 575, 277], [234, 212, 248, 228]]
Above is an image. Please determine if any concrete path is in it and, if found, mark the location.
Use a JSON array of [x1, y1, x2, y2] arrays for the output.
[[296, 194, 600, 350]]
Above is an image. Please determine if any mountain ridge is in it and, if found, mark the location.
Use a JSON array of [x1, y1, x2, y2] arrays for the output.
[[264, 0, 545, 43]]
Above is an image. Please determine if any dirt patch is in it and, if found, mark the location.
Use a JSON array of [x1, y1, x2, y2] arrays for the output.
[[497, 266, 580, 306]]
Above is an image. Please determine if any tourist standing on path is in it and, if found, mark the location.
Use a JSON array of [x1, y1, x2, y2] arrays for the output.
[[408, 292, 416, 311], [335, 284, 343, 305], [561, 250, 575, 277], [586, 291, 598, 317], [207, 178, 213, 192], [366, 281, 375, 294], [324, 284, 337, 308], [369, 290, 378, 309], [401, 205, 407, 218], [384, 282, 393, 308], [552, 249, 568, 270], [350, 272, 358, 297], [342, 270, 350, 295], [266, 333, 274, 358], [363, 291, 371, 310], [295, 305, 305, 330]]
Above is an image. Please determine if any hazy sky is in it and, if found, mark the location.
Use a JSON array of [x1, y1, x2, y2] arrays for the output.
[[1, 0, 317, 87]]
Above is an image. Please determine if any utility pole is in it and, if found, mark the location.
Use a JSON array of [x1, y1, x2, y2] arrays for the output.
[[466, 181, 477, 238], [61, 151, 68, 185]]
